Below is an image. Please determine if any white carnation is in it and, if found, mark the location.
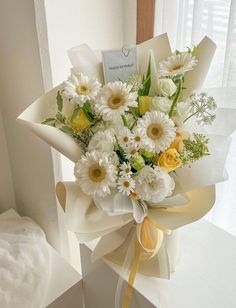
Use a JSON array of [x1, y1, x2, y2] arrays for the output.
[[134, 166, 175, 203], [88, 130, 115, 153]]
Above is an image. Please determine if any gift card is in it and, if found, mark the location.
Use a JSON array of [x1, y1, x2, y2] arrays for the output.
[[102, 46, 138, 83]]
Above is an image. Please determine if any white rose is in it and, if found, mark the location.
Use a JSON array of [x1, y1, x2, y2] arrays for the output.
[[134, 166, 175, 203], [157, 78, 177, 97], [150, 98, 190, 127], [173, 101, 191, 127], [150, 96, 171, 113], [88, 130, 115, 153]]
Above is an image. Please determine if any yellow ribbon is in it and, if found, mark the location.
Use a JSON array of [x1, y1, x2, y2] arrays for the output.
[[122, 217, 171, 308], [122, 241, 141, 308]]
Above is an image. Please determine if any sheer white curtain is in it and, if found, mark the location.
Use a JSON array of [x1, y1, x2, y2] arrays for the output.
[[154, 0, 236, 87], [155, 0, 236, 236]]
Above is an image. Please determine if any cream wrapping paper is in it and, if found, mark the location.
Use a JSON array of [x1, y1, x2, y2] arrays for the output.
[[17, 33, 236, 281], [55, 181, 215, 279]]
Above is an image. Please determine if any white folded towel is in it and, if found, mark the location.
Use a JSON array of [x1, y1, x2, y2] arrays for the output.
[[0, 216, 51, 308]]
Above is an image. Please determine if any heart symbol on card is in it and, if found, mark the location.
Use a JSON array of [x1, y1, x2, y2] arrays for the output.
[[122, 47, 130, 57]]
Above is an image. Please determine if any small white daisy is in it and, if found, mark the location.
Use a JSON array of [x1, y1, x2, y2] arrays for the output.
[[117, 176, 135, 196], [63, 71, 101, 106], [132, 131, 142, 149], [159, 52, 198, 77], [74, 150, 117, 198], [120, 162, 132, 177], [117, 127, 133, 147], [94, 81, 138, 121], [125, 146, 139, 159], [135, 111, 176, 153]]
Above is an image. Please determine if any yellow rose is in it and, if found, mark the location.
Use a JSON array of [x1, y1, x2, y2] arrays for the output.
[[70, 110, 90, 132], [170, 131, 189, 152], [158, 148, 182, 172], [139, 96, 152, 115]]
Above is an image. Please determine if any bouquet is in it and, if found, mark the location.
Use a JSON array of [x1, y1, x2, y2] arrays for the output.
[[43, 46, 215, 222], [18, 34, 235, 307]]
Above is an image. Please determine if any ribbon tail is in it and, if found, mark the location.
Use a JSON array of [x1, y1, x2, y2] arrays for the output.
[[122, 241, 141, 308], [114, 228, 137, 308], [115, 217, 172, 308]]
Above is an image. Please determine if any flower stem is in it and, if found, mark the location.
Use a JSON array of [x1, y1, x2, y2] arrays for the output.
[[168, 78, 182, 118], [121, 115, 129, 128], [130, 118, 138, 131], [183, 110, 198, 123]]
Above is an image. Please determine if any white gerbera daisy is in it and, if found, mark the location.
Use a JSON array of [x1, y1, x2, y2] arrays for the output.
[[120, 162, 132, 177], [125, 146, 139, 159], [88, 130, 115, 153], [117, 176, 135, 196], [63, 71, 101, 106], [95, 81, 138, 121], [135, 111, 176, 153], [117, 127, 133, 147], [134, 166, 175, 203], [159, 52, 198, 77], [74, 150, 117, 197]]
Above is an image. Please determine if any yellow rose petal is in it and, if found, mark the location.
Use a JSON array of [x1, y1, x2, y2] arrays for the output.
[[158, 148, 182, 172], [70, 109, 90, 132]]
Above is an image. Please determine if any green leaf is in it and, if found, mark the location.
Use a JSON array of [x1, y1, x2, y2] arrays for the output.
[[121, 115, 129, 128], [56, 91, 63, 112], [56, 112, 66, 123], [59, 125, 74, 136], [140, 57, 151, 96], [41, 117, 55, 125], [115, 135, 126, 162], [145, 57, 151, 92], [71, 105, 81, 123], [82, 101, 94, 122], [129, 106, 139, 118]]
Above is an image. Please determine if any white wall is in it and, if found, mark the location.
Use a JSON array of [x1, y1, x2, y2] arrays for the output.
[[43, 0, 124, 86], [0, 110, 16, 212], [0, 0, 61, 249], [0, 0, 137, 264], [123, 0, 137, 45]]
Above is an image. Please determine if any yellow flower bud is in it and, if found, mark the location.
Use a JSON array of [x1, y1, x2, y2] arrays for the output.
[[70, 110, 90, 132], [158, 148, 182, 172], [152, 154, 159, 166], [138, 96, 152, 115], [140, 149, 155, 159]]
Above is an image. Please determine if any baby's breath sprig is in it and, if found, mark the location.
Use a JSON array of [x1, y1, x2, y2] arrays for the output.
[[127, 74, 143, 92], [184, 92, 217, 125], [180, 133, 209, 165]]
